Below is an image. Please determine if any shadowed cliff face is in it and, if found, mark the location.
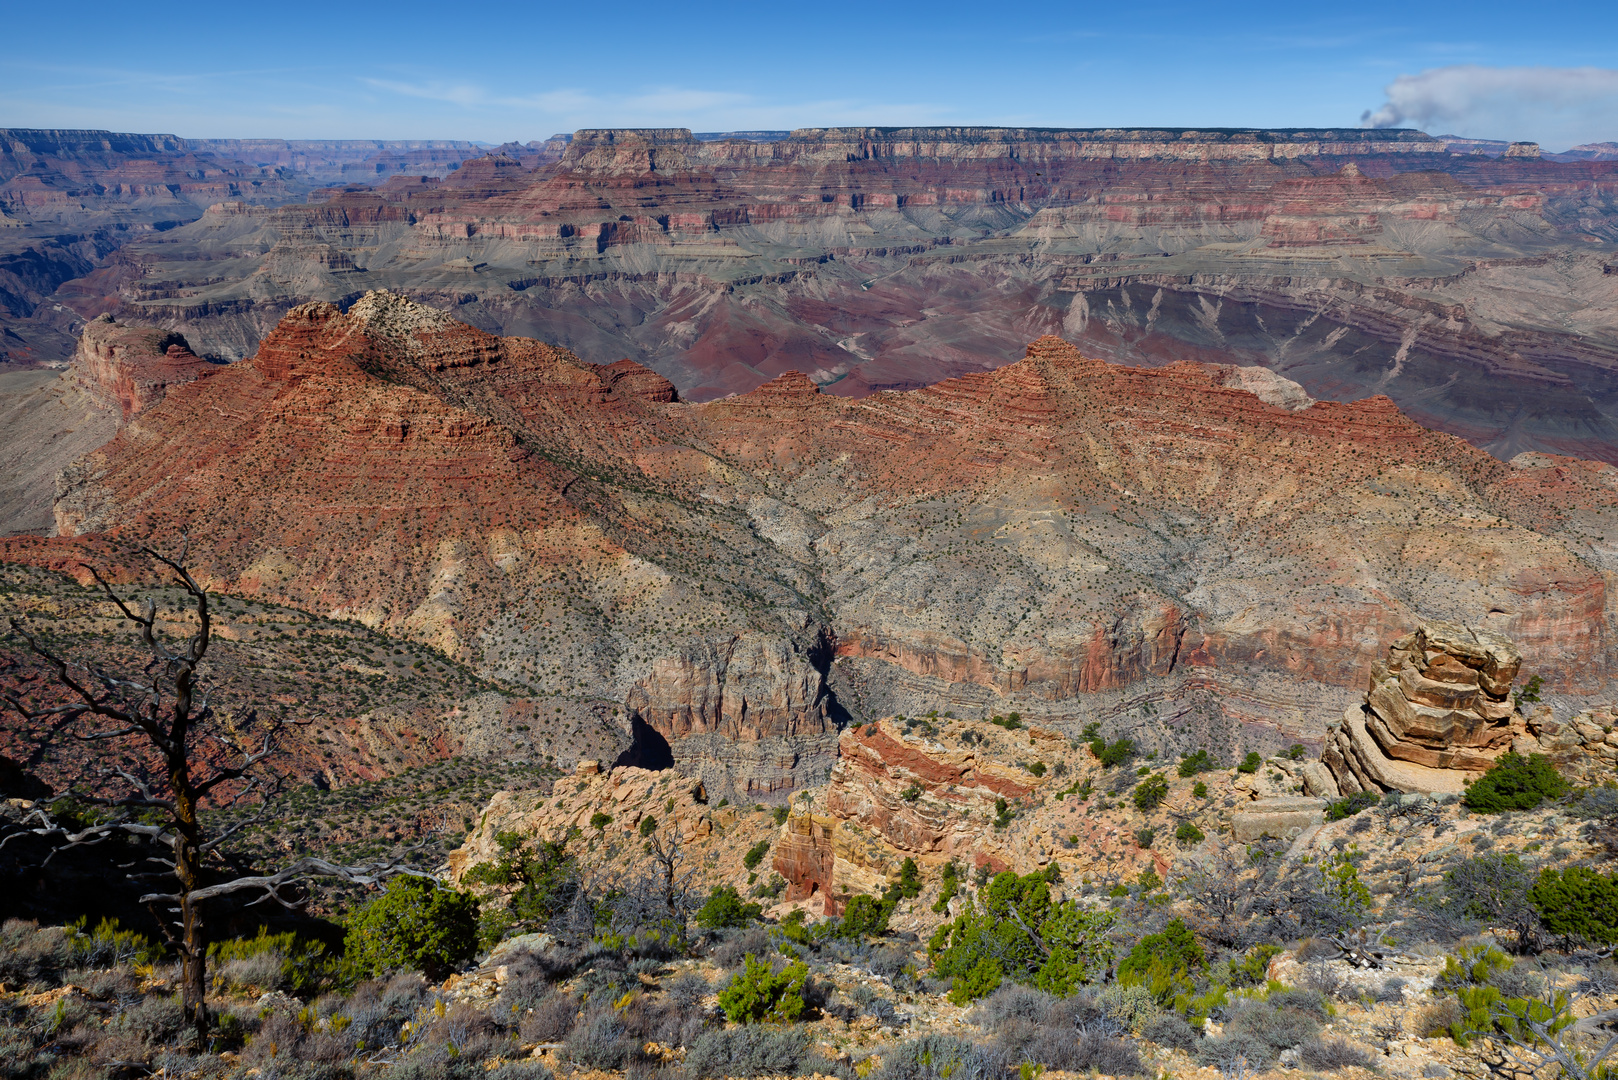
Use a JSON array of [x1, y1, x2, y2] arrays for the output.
[[69, 126, 1618, 462], [10, 294, 1618, 794]]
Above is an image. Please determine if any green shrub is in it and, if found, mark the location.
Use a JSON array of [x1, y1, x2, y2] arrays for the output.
[[695, 886, 762, 930], [928, 871, 1114, 1002], [1175, 822, 1206, 847], [893, 857, 923, 900], [1237, 752, 1262, 774], [1318, 847, 1372, 922], [1286, 744, 1306, 760], [1133, 773, 1169, 812], [67, 917, 162, 968], [993, 798, 1015, 829], [773, 806, 790, 825], [1192, 781, 1208, 799], [1178, 750, 1215, 777], [1530, 865, 1618, 946], [933, 861, 960, 914], [1517, 674, 1544, 705], [1137, 870, 1163, 893], [832, 893, 893, 939], [1464, 751, 1569, 812], [344, 876, 479, 980], [467, 834, 579, 931], [589, 811, 613, 829], [718, 954, 810, 1022], [1090, 737, 1136, 768], [742, 840, 770, 871], [1224, 943, 1282, 987], [639, 815, 659, 837], [1118, 918, 1205, 982], [1134, 827, 1156, 848], [1437, 943, 1513, 991], [1325, 791, 1378, 820], [1027, 761, 1047, 778]]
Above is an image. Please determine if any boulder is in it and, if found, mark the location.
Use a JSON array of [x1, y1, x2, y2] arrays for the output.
[[1231, 798, 1327, 842]]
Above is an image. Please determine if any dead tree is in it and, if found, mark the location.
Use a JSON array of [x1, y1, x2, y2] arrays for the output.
[[1, 542, 431, 1039]]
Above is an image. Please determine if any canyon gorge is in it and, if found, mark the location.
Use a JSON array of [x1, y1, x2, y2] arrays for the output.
[[6, 126, 1618, 797], [7, 126, 1616, 462], [8, 287, 1618, 799]]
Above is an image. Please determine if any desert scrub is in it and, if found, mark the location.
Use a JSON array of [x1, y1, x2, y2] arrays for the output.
[[695, 886, 762, 930], [1132, 773, 1169, 812], [1530, 865, 1618, 946], [343, 876, 478, 980], [686, 1026, 812, 1078]]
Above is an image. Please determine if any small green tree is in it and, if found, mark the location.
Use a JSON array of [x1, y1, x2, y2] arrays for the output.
[[695, 885, 761, 930], [1091, 737, 1137, 768], [1118, 918, 1205, 981], [718, 954, 810, 1022], [742, 840, 770, 870], [1133, 773, 1169, 812], [831, 893, 893, 939], [344, 876, 479, 980], [894, 857, 922, 899], [1178, 750, 1215, 777], [1464, 752, 1569, 812], [1237, 751, 1262, 774], [933, 861, 960, 913], [928, 871, 1114, 1002]]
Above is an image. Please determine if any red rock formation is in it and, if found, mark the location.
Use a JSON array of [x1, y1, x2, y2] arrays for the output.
[[12, 296, 1618, 796], [70, 314, 218, 421]]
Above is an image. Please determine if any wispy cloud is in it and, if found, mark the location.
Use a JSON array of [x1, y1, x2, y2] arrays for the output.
[[1362, 65, 1618, 150]]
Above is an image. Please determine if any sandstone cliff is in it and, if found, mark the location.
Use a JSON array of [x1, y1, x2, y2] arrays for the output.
[[69, 314, 217, 420]]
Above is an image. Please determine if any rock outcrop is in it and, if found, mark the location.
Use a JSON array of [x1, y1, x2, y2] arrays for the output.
[[772, 717, 1168, 915], [70, 314, 217, 421], [1311, 622, 1531, 796]]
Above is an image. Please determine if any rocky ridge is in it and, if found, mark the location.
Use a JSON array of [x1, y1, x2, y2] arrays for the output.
[[70, 126, 1618, 463], [12, 294, 1618, 794]]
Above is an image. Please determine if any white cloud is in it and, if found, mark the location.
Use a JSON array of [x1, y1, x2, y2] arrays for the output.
[[1362, 65, 1618, 150]]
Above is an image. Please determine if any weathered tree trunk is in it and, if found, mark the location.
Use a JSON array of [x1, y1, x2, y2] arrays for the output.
[[174, 763, 209, 1040]]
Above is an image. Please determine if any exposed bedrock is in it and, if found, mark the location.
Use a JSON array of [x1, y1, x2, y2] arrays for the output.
[[14, 296, 1618, 794], [74, 125, 1618, 461], [70, 313, 218, 420]]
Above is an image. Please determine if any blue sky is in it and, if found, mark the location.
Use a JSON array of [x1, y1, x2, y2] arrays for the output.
[[4, 1, 1617, 150]]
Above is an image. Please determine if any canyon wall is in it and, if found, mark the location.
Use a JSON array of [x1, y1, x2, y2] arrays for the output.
[[10, 294, 1618, 794], [52, 125, 1618, 463]]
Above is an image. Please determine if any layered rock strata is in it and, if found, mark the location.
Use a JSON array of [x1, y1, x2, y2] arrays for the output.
[[73, 126, 1618, 463], [1311, 622, 1529, 796], [773, 717, 1167, 914], [70, 314, 217, 420], [12, 296, 1618, 794]]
